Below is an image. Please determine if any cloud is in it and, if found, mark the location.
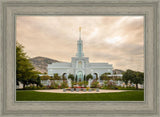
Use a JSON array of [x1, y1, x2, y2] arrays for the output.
[[16, 16, 144, 71]]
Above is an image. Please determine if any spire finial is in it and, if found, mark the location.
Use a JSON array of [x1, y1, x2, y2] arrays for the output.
[[79, 27, 81, 32]]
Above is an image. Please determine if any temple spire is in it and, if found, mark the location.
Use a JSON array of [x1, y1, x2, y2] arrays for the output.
[[76, 27, 84, 57], [79, 27, 81, 40]]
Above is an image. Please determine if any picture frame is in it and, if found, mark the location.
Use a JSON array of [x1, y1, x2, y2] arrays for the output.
[[0, 0, 159, 116]]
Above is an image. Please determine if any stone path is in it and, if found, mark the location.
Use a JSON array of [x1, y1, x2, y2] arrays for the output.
[[35, 89, 131, 94]]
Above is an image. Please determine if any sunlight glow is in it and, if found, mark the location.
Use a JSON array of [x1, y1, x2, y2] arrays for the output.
[[87, 28, 99, 40], [106, 36, 122, 44]]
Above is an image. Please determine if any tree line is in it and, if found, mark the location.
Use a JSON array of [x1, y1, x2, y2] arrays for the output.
[[122, 69, 144, 89]]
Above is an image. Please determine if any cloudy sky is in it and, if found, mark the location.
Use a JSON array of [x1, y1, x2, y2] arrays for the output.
[[16, 16, 144, 71]]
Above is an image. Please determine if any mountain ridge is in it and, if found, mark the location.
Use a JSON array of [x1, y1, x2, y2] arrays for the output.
[[29, 56, 60, 73]]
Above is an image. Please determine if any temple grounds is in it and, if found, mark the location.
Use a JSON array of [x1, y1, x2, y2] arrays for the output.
[[16, 90, 144, 101]]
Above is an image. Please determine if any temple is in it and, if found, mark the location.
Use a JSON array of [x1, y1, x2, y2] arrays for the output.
[[47, 27, 113, 81]]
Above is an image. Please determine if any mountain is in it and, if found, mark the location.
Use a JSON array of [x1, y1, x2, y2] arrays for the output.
[[29, 56, 60, 73], [113, 69, 125, 74]]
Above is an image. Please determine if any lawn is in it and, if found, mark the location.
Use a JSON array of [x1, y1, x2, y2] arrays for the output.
[[16, 90, 144, 101]]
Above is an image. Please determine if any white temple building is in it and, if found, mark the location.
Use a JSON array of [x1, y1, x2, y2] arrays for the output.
[[47, 28, 113, 81]]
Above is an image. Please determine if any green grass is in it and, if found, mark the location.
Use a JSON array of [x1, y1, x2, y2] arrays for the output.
[[16, 90, 144, 101]]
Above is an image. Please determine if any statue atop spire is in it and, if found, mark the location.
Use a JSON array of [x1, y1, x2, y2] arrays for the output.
[[79, 27, 81, 31], [76, 27, 84, 57]]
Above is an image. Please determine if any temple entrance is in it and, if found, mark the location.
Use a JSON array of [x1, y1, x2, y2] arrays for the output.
[[77, 71, 83, 82]]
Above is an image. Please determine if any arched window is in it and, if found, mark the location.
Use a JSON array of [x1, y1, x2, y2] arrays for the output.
[[78, 61, 82, 68]]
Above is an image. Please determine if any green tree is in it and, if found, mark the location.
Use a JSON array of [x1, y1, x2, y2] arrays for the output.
[[68, 74, 74, 81], [100, 73, 110, 80], [16, 42, 38, 89], [28, 71, 41, 85], [62, 74, 67, 81], [40, 75, 51, 80], [105, 72, 111, 75], [122, 69, 135, 84], [53, 73, 61, 80], [86, 74, 93, 81], [75, 75, 77, 82], [28, 74, 37, 85], [36, 75, 41, 87], [133, 71, 144, 89], [122, 69, 144, 90], [84, 75, 86, 81], [44, 72, 47, 74]]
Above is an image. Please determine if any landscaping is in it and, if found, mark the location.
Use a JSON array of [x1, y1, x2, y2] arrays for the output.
[[18, 79, 143, 91]]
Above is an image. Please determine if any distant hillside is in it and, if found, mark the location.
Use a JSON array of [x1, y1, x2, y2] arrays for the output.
[[113, 69, 125, 74], [29, 56, 60, 73]]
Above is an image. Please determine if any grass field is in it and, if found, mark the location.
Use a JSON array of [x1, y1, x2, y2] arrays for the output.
[[16, 90, 144, 101]]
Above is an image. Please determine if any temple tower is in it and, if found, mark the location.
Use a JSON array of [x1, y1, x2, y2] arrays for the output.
[[76, 27, 84, 57]]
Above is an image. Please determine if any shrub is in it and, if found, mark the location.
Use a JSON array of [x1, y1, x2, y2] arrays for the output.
[[107, 80, 117, 89], [117, 86, 137, 90], [53, 73, 61, 80], [103, 81, 108, 87], [50, 81, 59, 89], [100, 80, 117, 89], [61, 80, 68, 88], [78, 82, 83, 87], [41, 86, 48, 89], [24, 86, 43, 90], [86, 87, 90, 91], [83, 81, 88, 88], [114, 77, 122, 81], [91, 80, 99, 88]]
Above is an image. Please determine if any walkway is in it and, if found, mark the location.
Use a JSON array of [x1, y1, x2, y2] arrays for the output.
[[35, 89, 131, 94]]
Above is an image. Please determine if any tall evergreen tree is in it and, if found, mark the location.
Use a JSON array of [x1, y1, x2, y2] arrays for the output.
[[16, 42, 38, 89]]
